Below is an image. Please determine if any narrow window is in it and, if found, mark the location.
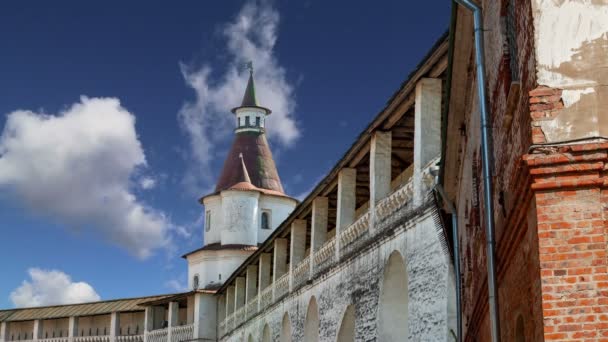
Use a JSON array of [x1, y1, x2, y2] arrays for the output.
[[205, 211, 211, 232], [245, 116, 250, 127], [261, 211, 270, 230], [256, 117, 261, 127], [506, 0, 519, 81], [193, 275, 199, 290]]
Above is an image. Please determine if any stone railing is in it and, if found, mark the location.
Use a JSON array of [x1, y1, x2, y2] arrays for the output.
[[226, 313, 235, 332], [145, 328, 167, 342], [234, 305, 246, 327], [246, 296, 258, 319], [116, 335, 143, 342], [218, 320, 226, 338], [73, 337, 110, 342], [375, 177, 414, 222], [339, 211, 370, 248], [260, 284, 273, 310], [292, 256, 310, 288], [274, 272, 290, 299], [170, 324, 193, 342], [40, 338, 69, 342], [313, 237, 336, 266]]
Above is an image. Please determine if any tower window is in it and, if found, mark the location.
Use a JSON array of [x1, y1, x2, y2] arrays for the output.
[[205, 211, 211, 232], [245, 116, 250, 127], [193, 275, 199, 290], [261, 211, 270, 230], [256, 117, 260, 127]]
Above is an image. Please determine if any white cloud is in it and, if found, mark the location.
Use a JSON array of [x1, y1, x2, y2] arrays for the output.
[[178, 0, 299, 193], [139, 176, 156, 190], [10, 268, 100, 307], [164, 279, 188, 292], [0, 96, 176, 259]]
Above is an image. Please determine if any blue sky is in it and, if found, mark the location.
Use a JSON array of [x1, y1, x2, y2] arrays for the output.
[[0, 0, 449, 308]]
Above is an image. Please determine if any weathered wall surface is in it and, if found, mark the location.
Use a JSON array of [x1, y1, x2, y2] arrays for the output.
[[220, 209, 454, 342], [530, 0, 608, 142], [444, 0, 543, 341]]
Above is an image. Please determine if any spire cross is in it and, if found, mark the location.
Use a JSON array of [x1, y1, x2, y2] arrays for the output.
[[245, 61, 253, 75]]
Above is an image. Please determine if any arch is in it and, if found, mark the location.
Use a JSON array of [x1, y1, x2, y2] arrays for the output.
[[377, 250, 409, 341], [303, 296, 320, 342], [261, 324, 271, 342], [261, 211, 270, 229], [280, 313, 292, 342], [336, 305, 355, 342], [515, 314, 525, 342], [247, 333, 254, 342]]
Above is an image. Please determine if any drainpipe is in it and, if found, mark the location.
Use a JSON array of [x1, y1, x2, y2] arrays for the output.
[[434, 182, 462, 342], [452, 1, 501, 341]]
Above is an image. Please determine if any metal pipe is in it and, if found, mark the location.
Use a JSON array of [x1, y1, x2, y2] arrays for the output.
[[452, 1, 501, 341], [434, 183, 462, 342]]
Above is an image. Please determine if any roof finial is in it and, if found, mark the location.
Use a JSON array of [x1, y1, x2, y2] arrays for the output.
[[245, 61, 253, 76]]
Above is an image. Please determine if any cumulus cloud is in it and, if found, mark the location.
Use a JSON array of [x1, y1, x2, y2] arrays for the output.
[[164, 278, 188, 292], [178, 0, 299, 193], [10, 268, 100, 307], [139, 176, 156, 190], [0, 97, 176, 258]]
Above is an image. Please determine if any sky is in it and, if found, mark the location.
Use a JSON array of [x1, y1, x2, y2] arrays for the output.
[[0, 0, 450, 308]]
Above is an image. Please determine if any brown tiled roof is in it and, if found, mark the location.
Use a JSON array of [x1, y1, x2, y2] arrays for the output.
[[0, 294, 177, 322], [214, 131, 284, 194]]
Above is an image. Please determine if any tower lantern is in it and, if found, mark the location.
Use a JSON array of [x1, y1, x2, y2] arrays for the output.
[[231, 63, 271, 133]]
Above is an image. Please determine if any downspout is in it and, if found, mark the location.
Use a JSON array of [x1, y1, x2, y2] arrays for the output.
[[452, 1, 501, 341], [434, 183, 462, 342]]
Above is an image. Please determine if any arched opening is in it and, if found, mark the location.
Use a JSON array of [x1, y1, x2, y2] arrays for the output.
[[378, 250, 409, 341], [262, 324, 271, 342], [303, 296, 319, 342], [515, 314, 525, 342], [247, 334, 253, 342], [336, 305, 355, 342], [280, 313, 291, 342], [261, 211, 270, 229]]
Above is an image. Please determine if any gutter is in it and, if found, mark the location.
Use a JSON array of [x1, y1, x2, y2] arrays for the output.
[[450, 1, 501, 341]]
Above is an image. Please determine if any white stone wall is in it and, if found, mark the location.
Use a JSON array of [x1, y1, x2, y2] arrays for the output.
[[202, 195, 223, 245], [188, 250, 253, 289], [221, 191, 260, 246], [221, 208, 455, 341], [258, 195, 297, 243]]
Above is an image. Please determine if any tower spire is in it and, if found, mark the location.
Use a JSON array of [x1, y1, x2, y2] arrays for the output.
[[231, 62, 271, 114]]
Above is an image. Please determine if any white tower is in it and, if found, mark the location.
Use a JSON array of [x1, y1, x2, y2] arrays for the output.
[[183, 66, 297, 290]]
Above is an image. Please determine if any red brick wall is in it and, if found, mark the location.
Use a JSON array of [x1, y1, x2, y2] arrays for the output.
[[525, 144, 608, 340]]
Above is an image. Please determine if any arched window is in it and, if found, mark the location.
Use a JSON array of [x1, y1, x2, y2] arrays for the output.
[[205, 211, 211, 232], [193, 275, 199, 290], [378, 250, 409, 341], [303, 297, 319, 342], [261, 211, 270, 230]]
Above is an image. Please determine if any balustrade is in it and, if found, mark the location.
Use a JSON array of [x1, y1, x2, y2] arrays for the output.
[[73, 336, 110, 342], [169, 324, 193, 342], [116, 335, 143, 342], [292, 256, 310, 288]]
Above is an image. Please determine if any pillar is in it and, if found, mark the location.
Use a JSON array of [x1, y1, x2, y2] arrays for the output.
[[289, 219, 307, 290], [311, 197, 328, 275], [0, 322, 8, 342], [235, 277, 246, 310], [245, 265, 258, 303], [167, 302, 179, 342], [110, 312, 120, 342], [413, 77, 442, 205], [192, 293, 216, 341], [336, 168, 356, 256], [226, 286, 235, 315], [33, 320, 42, 341], [143, 307, 154, 334], [273, 238, 288, 300], [217, 295, 226, 324], [68, 317, 78, 342], [258, 253, 272, 293]]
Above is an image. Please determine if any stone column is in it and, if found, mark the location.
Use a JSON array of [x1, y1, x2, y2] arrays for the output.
[[192, 293, 216, 342], [258, 253, 271, 310], [311, 197, 328, 276], [0, 322, 8, 342], [336, 168, 356, 257], [226, 286, 236, 315], [370, 130, 392, 230], [68, 317, 78, 342], [143, 307, 154, 338], [272, 238, 288, 300], [167, 302, 179, 342], [33, 320, 42, 341], [245, 265, 258, 303], [235, 277, 246, 310], [413, 77, 442, 205], [217, 295, 226, 324], [109, 313, 120, 342], [289, 219, 307, 290]]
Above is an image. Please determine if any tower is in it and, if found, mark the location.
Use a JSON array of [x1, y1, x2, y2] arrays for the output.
[[183, 66, 297, 290]]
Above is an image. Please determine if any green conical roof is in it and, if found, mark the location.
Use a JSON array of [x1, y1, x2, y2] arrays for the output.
[[241, 72, 258, 107]]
